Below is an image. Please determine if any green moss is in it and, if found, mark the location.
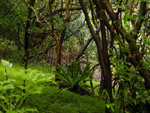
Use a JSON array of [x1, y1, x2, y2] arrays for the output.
[[0, 62, 105, 113], [25, 86, 105, 113]]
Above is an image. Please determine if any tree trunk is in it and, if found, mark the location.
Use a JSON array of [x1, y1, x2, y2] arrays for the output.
[[101, 20, 113, 102], [55, 37, 64, 81], [24, 0, 35, 69], [79, 0, 113, 112], [24, 0, 35, 103]]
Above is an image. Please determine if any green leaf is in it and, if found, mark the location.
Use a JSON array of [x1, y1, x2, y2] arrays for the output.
[[55, 61, 93, 88], [25, 108, 38, 112], [0, 95, 5, 100], [18, 86, 25, 90], [124, 14, 133, 23], [3, 84, 14, 90], [106, 103, 115, 108], [116, 5, 123, 9], [6, 110, 16, 113], [1, 59, 13, 68]]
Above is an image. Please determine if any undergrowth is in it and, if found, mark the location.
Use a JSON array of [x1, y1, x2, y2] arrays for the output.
[[0, 60, 105, 113]]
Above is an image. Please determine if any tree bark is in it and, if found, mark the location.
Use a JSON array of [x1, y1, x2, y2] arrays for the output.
[[101, 20, 113, 102], [79, 0, 113, 112], [24, 0, 36, 69], [98, 0, 150, 90], [24, 0, 35, 103], [54, 0, 71, 81]]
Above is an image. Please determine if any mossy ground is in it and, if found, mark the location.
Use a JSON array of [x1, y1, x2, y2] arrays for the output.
[[25, 86, 105, 113], [0, 62, 105, 113]]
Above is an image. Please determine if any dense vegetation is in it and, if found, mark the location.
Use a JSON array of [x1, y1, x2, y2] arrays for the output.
[[0, 0, 150, 113]]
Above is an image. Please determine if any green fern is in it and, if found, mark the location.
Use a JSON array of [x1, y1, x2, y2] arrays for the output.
[[55, 61, 94, 89]]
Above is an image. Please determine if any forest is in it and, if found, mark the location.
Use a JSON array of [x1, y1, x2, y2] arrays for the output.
[[0, 0, 150, 113]]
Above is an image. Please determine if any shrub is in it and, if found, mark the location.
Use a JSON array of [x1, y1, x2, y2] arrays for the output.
[[55, 61, 93, 94]]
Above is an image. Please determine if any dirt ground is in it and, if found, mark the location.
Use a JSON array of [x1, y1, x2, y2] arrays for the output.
[[93, 69, 101, 81]]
